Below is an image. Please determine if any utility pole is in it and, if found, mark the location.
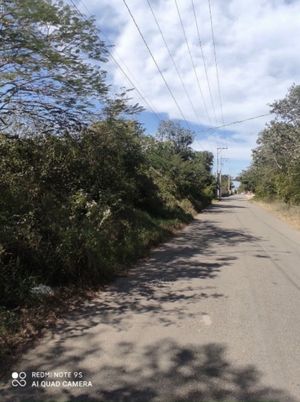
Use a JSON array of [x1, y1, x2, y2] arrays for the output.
[[216, 147, 228, 199], [221, 157, 230, 195]]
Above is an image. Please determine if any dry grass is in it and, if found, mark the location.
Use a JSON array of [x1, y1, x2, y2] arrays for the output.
[[254, 199, 300, 230], [0, 288, 98, 378]]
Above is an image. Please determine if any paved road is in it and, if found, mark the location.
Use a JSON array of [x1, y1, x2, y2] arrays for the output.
[[2, 196, 300, 402]]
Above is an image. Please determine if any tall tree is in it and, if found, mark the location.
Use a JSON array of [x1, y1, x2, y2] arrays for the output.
[[157, 120, 194, 157], [239, 85, 300, 203], [0, 0, 109, 133]]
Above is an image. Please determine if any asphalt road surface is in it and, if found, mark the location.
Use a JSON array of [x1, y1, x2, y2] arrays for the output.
[[2, 195, 300, 402]]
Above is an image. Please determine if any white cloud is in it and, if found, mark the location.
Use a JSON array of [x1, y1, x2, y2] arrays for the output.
[[79, 0, 300, 173]]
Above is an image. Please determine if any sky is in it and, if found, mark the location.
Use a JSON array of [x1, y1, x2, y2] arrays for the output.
[[77, 0, 300, 178]]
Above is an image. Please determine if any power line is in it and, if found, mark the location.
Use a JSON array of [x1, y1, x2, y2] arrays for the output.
[[122, 0, 192, 129], [75, 0, 90, 15], [68, 0, 83, 13], [203, 113, 271, 134], [208, 0, 224, 124], [174, 0, 212, 124], [67, 0, 161, 122], [145, 0, 199, 122], [191, 0, 218, 124], [107, 52, 162, 121]]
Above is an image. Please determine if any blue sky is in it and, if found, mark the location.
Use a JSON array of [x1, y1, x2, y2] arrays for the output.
[[137, 111, 251, 179], [76, 0, 300, 178]]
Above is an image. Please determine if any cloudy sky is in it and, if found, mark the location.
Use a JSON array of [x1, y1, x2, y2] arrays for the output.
[[78, 0, 300, 177]]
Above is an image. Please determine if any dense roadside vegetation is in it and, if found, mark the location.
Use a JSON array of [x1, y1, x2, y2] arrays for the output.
[[0, 120, 214, 361], [239, 85, 300, 205], [0, 0, 214, 360], [0, 121, 214, 308]]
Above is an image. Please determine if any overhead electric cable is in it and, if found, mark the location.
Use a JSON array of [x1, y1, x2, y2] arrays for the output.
[[208, 0, 224, 124], [145, 0, 199, 122], [191, 0, 218, 124], [174, 0, 212, 124], [122, 0, 192, 129], [203, 113, 271, 134], [106, 52, 162, 121], [75, 0, 90, 15], [67, 0, 161, 122]]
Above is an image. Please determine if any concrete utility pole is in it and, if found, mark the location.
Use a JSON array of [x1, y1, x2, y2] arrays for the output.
[[221, 157, 230, 195], [216, 147, 228, 199], [228, 174, 231, 195]]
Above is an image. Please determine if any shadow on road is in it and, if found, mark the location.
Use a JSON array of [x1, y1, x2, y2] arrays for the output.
[[2, 204, 263, 357], [4, 201, 288, 402], [43, 218, 260, 333], [4, 341, 297, 402], [204, 199, 247, 214]]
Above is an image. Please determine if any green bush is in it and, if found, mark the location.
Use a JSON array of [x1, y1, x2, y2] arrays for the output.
[[239, 85, 300, 204], [0, 120, 214, 308]]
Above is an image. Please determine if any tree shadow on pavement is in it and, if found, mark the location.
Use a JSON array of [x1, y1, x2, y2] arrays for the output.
[[204, 202, 246, 214], [1, 204, 270, 402], [44, 219, 259, 333], [4, 341, 297, 402], [1, 216, 262, 369], [94, 341, 298, 402]]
